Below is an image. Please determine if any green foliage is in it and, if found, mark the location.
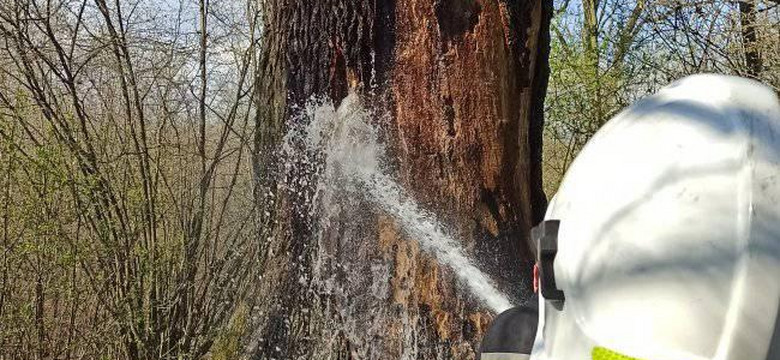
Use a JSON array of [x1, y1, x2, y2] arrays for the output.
[[542, 0, 779, 196], [0, 2, 262, 357], [544, 13, 636, 195], [210, 303, 249, 360]]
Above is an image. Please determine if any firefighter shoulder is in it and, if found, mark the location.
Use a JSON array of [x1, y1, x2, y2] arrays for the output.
[[480, 74, 780, 360]]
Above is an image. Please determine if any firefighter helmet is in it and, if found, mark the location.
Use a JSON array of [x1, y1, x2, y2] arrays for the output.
[[531, 74, 780, 360]]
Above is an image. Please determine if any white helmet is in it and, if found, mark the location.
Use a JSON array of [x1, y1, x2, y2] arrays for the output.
[[531, 74, 780, 360]]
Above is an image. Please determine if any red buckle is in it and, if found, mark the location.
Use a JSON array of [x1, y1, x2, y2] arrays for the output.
[[533, 263, 539, 293]]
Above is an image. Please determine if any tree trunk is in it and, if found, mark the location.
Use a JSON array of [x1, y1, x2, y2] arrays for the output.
[[738, 0, 762, 78], [252, 0, 551, 358]]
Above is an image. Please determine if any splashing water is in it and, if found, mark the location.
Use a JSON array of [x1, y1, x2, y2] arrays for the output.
[[287, 92, 513, 313], [361, 172, 514, 312]]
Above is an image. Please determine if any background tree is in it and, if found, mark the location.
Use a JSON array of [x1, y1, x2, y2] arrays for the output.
[[543, 0, 780, 194], [644, 0, 779, 86], [0, 0, 262, 358], [543, 0, 650, 194]]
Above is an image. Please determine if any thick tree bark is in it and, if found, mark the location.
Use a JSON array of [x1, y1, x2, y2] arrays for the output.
[[253, 0, 551, 358]]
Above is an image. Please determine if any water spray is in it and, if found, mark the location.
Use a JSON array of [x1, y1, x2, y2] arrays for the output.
[[288, 92, 513, 313]]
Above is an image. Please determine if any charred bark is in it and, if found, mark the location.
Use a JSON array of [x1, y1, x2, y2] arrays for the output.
[[253, 0, 551, 358]]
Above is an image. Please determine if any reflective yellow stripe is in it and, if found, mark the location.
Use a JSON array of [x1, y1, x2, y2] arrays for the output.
[[592, 346, 644, 360]]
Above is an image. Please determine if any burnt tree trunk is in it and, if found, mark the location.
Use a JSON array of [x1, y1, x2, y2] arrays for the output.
[[252, 0, 551, 358]]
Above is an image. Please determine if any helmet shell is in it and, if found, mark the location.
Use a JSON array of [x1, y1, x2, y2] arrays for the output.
[[531, 74, 780, 360]]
